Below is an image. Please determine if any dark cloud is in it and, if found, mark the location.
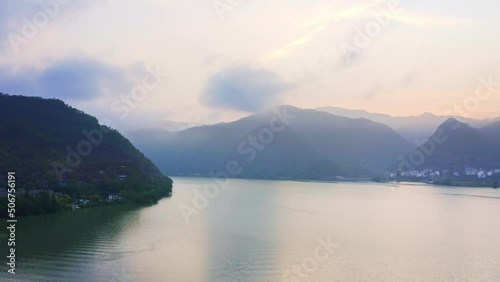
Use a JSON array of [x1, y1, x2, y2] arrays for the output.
[[0, 55, 142, 100], [201, 65, 292, 112]]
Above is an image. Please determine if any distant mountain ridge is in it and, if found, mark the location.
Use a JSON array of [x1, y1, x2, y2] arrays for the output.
[[317, 106, 498, 144], [127, 120, 204, 133], [478, 120, 500, 142], [399, 118, 500, 171], [127, 106, 413, 179]]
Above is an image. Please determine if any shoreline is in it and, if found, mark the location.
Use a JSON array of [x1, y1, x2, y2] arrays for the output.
[[0, 194, 173, 219], [170, 176, 498, 189]]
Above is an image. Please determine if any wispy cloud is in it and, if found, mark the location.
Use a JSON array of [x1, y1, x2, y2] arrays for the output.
[[392, 11, 477, 27], [264, 1, 477, 61], [301, 3, 376, 28], [263, 3, 376, 61]]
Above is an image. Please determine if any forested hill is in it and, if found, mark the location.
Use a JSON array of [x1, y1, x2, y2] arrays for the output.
[[0, 93, 172, 210]]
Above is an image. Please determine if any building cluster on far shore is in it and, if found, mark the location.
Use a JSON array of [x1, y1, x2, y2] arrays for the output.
[[400, 168, 500, 179]]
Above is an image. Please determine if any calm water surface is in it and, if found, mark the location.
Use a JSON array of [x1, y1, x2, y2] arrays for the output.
[[1, 178, 500, 281]]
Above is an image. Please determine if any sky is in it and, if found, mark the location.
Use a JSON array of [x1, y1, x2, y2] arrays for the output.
[[0, 0, 499, 131]]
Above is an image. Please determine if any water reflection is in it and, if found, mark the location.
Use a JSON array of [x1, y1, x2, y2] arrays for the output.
[[0, 205, 143, 281], [1, 179, 499, 281], [202, 179, 285, 282]]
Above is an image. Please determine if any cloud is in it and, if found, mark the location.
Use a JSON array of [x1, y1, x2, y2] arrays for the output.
[[201, 65, 293, 112], [264, 3, 376, 61], [264, 1, 477, 62], [0, 54, 143, 101], [392, 12, 477, 27], [0, 0, 98, 52], [0, 1, 37, 39], [364, 81, 384, 99]]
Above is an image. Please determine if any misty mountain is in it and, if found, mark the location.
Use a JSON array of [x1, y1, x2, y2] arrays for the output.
[[127, 120, 204, 133], [127, 106, 412, 179], [478, 120, 500, 142], [399, 118, 500, 171], [317, 106, 498, 145]]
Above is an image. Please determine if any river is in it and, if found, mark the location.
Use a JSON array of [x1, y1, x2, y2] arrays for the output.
[[1, 178, 500, 281]]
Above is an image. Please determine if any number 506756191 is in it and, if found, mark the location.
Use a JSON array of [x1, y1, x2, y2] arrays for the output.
[[7, 172, 16, 217]]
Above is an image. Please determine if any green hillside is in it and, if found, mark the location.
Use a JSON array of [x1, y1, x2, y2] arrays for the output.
[[0, 93, 173, 216]]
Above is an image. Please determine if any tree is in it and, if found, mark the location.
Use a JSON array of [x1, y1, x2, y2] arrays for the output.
[[90, 194, 101, 203], [56, 194, 71, 206]]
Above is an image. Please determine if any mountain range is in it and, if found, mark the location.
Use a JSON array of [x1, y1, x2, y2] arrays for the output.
[[2, 92, 496, 186], [127, 106, 414, 179], [127, 106, 500, 179], [127, 120, 204, 133], [317, 106, 499, 144]]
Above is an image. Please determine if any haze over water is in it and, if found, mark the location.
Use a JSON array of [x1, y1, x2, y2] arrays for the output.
[[2, 178, 500, 282]]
